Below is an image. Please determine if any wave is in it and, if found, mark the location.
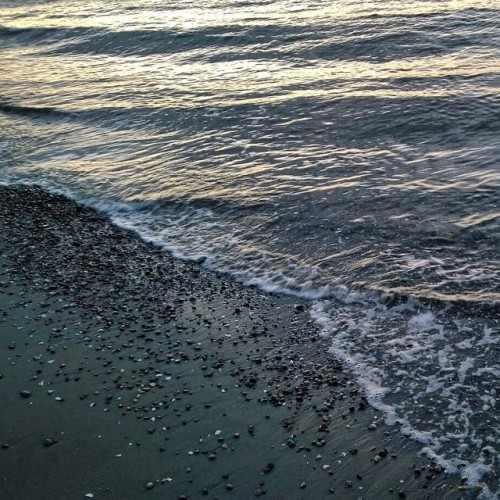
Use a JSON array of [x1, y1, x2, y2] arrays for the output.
[[0, 179, 497, 314], [0, 24, 95, 47], [0, 101, 73, 119], [30, 6, 498, 63]]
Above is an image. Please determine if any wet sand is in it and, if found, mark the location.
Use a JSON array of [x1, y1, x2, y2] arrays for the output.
[[0, 185, 476, 499]]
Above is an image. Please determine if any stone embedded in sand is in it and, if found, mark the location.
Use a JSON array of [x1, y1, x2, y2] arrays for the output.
[[262, 463, 274, 474], [20, 390, 31, 398], [43, 438, 57, 447], [368, 423, 377, 430], [145, 481, 155, 490]]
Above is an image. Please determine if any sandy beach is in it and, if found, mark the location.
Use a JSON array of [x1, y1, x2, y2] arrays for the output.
[[0, 185, 480, 499]]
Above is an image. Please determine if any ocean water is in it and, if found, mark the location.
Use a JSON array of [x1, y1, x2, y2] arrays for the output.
[[0, 0, 498, 494]]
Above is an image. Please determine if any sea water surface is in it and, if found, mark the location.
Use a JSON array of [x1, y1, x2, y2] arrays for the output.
[[0, 0, 499, 495]]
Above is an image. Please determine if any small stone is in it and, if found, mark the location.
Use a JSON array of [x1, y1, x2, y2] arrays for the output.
[[208, 453, 217, 460], [300, 482, 306, 489], [368, 423, 377, 431], [20, 390, 31, 398], [262, 463, 274, 474], [225, 483, 234, 491], [1, 444, 10, 449], [145, 482, 155, 490]]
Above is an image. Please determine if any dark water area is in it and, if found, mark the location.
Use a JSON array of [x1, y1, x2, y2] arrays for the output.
[[0, 0, 498, 495]]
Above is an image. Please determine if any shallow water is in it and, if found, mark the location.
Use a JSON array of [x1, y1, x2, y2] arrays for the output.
[[1, 0, 499, 494]]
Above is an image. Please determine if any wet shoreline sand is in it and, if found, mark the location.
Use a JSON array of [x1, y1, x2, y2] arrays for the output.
[[0, 185, 475, 499]]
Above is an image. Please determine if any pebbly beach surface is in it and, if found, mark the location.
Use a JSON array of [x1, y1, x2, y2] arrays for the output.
[[0, 185, 481, 500]]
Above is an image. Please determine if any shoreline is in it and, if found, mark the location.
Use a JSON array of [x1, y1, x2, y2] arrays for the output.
[[0, 185, 477, 499]]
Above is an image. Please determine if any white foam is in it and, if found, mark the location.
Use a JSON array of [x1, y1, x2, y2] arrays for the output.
[[310, 298, 499, 497]]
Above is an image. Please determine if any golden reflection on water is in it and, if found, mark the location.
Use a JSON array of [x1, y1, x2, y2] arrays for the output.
[[1, 0, 498, 112], [2, 0, 495, 30]]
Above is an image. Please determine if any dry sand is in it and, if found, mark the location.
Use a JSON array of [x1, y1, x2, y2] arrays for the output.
[[0, 185, 477, 499]]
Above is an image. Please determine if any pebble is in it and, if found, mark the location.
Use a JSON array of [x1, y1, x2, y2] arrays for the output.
[[20, 390, 31, 398], [262, 463, 274, 474], [368, 423, 377, 430], [145, 482, 155, 490]]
